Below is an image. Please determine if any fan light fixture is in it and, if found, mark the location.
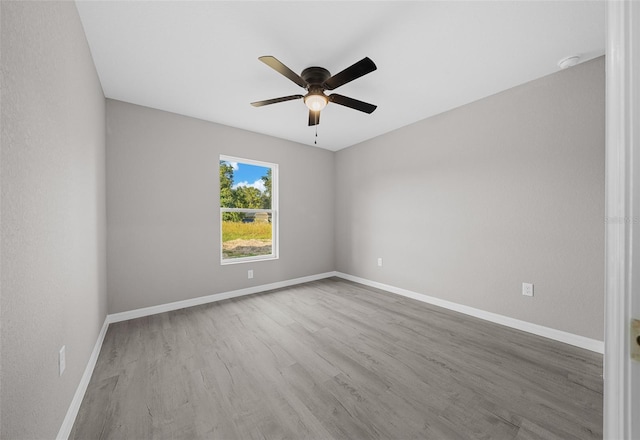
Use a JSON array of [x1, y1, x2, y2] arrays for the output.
[[251, 56, 378, 127], [304, 93, 328, 112]]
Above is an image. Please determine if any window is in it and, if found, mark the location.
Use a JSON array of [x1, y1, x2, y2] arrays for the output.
[[220, 156, 278, 264]]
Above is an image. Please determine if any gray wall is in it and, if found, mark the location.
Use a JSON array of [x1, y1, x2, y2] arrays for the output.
[[335, 57, 605, 341], [106, 100, 335, 313], [1, 2, 107, 439]]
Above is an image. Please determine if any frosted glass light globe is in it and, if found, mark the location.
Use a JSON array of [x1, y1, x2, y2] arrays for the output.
[[304, 94, 328, 111]]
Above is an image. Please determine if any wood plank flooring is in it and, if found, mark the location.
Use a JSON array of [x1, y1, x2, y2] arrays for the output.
[[70, 278, 603, 439]]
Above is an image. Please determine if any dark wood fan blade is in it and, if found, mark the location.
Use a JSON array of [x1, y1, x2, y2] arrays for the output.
[[308, 110, 320, 126], [251, 95, 304, 107], [323, 57, 377, 90], [329, 94, 377, 114], [259, 56, 307, 88]]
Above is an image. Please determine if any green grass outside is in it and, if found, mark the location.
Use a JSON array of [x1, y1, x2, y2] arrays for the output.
[[222, 221, 272, 242]]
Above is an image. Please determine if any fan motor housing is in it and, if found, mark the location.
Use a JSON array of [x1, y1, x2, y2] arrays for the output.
[[301, 67, 331, 87]]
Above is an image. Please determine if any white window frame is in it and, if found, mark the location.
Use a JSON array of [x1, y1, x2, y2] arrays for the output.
[[220, 155, 278, 265]]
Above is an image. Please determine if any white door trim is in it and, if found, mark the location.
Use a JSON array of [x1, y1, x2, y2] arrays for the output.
[[604, 1, 640, 438]]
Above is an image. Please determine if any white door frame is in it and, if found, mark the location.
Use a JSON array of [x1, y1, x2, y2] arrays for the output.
[[604, 1, 640, 438]]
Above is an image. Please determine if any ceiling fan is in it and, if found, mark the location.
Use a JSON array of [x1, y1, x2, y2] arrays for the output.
[[251, 56, 377, 126]]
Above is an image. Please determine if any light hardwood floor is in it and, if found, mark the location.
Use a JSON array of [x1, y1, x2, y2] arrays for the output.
[[70, 277, 602, 439]]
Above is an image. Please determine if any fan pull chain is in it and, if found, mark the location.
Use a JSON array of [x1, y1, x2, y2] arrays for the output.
[[314, 124, 318, 145]]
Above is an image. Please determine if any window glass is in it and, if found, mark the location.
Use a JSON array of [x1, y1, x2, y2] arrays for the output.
[[220, 156, 277, 263]]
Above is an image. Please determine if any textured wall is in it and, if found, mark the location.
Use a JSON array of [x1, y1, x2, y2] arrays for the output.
[[0, 2, 107, 439], [106, 100, 335, 313], [335, 57, 605, 340]]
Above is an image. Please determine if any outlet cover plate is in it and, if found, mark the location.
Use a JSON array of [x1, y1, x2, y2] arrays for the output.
[[522, 283, 534, 297]]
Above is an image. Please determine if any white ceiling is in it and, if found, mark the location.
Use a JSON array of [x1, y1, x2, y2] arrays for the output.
[[75, 1, 605, 151]]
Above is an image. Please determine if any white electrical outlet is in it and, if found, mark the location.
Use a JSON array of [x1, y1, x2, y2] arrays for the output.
[[59, 346, 66, 376], [377, 258, 383, 267], [248, 269, 253, 279], [522, 283, 534, 297]]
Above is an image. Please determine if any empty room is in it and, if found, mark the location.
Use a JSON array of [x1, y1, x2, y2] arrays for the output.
[[2, 1, 640, 439]]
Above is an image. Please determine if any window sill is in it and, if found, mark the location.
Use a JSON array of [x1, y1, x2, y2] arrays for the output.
[[221, 254, 279, 265]]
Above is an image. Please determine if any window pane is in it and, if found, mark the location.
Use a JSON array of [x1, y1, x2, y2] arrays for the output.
[[220, 160, 271, 209], [222, 213, 272, 260], [220, 156, 276, 263]]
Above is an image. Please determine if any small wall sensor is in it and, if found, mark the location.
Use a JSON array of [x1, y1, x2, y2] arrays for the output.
[[558, 55, 580, 70]]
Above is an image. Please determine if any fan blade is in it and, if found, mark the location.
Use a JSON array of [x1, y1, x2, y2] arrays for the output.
[[323, 57, 377, 90], [259, 56, 307, 88], [308, 110, 320, 126], [251, 95, 303, 107], [329, 94, 377, 114]]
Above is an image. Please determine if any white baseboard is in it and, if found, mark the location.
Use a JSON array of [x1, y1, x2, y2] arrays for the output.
[[334, 272, 604, 354], [107, 271, 338, 324], [56, 317, 110, 440]]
